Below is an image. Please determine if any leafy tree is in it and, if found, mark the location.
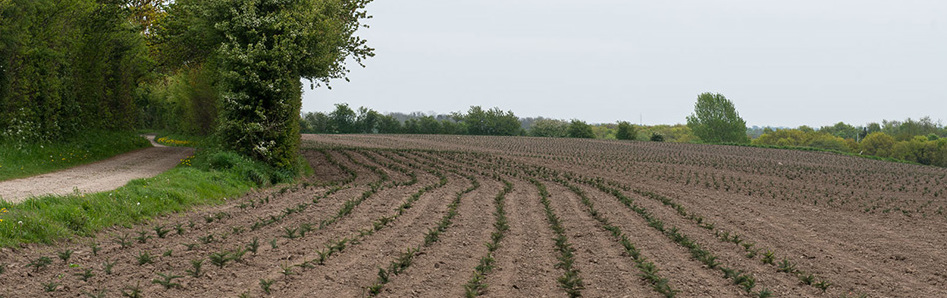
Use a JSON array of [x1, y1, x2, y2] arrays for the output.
[[376, 114, 401, 133], [355, 107, 381, 133], [417, 116, 441, 134], [859, 132, 896, 156], [329, 103, 357, 134], [616, 121, 637, 140], [528, 119, 569, 137], [196, 0, 372, 168], [686, 92, 749, 143], [458, 106, 520, 136], [301, 112, 331, 133], [567, 120, 595, 138], [650, 132, 664, 142], [439, 120, 465, 135]]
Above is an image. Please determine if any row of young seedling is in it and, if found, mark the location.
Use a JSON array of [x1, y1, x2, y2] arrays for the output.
[[260, 151, 452, 294], [368, 169, 481, 295], [529, 178, 585, 297], [462, 154, 770, 297], [588, 172, 839, 295], [552, 177, 678, 297], [405, 151, 517, 297], [455, 153, 679, 297]]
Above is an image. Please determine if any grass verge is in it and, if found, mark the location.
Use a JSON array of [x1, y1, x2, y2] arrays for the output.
[[0, 149, 296, 247], [0, 130, 151, 181]]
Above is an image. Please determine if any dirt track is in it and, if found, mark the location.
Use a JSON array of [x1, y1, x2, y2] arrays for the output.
[[0, 135, 194, 203]]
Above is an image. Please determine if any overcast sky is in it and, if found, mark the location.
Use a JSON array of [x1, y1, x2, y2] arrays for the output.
[[301, 0, 947, 127]]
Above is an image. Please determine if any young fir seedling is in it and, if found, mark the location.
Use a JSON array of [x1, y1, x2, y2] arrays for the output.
[[28, 256, 52, 271], [136, 251, 154, 266], [90, 242, 101, 256], [75, 268, 95, 282], [57, 249, 73, 263], [247, 238, 260, 254], [209, 251, 231, 268], [114, 233, 132, 248], [81, 288, 107, 298], [103, 259, 116, 275], [187, 259, 204, 278], [154, 225, 171, 238], [260, 279, 275, 294], [152, 272, 184, 289], [42, 281, 60, 292], [135, 230, 152, 244], [121, 282, 143, 298]]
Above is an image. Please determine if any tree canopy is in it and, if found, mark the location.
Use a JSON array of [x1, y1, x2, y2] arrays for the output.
[[686, 92, 749, 143]]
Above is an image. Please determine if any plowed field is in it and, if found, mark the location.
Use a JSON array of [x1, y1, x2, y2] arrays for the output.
[[2, 134, 945, 297]]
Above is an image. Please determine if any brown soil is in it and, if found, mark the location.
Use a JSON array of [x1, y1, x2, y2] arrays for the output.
[[1, 134, 945, 297], [0, 135, 194, 202]]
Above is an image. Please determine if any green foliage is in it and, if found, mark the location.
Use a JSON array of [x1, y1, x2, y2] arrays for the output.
[[686, 92, 749, 143], [753, 129, 852, 152], [859, 132, 896, 156], [459, 106, 522, 136], [528, 119, 569, 138], [616, 121, 638, 140], [208, 0, 372, 169], [0, 0, 153, 143], [650, 132, 665, 142], [567, 120, 595, 138]]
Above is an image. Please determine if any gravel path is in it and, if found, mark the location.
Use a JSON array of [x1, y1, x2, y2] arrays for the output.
[[0, 135, 194, 203]]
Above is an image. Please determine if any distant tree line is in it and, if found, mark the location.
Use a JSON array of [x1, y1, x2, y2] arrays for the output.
[[753, 117, 947, 166], [301, 103, 643, 140]]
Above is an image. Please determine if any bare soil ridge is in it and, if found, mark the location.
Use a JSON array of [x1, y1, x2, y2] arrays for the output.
[[0, 135, 194, 203]]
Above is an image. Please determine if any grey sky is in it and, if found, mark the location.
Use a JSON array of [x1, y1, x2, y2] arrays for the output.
[[301, 0, 947, 127]]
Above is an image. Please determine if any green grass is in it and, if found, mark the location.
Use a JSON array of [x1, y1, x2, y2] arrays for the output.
[[0, 149, 298, 247], [0, 130, 151, 181]]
